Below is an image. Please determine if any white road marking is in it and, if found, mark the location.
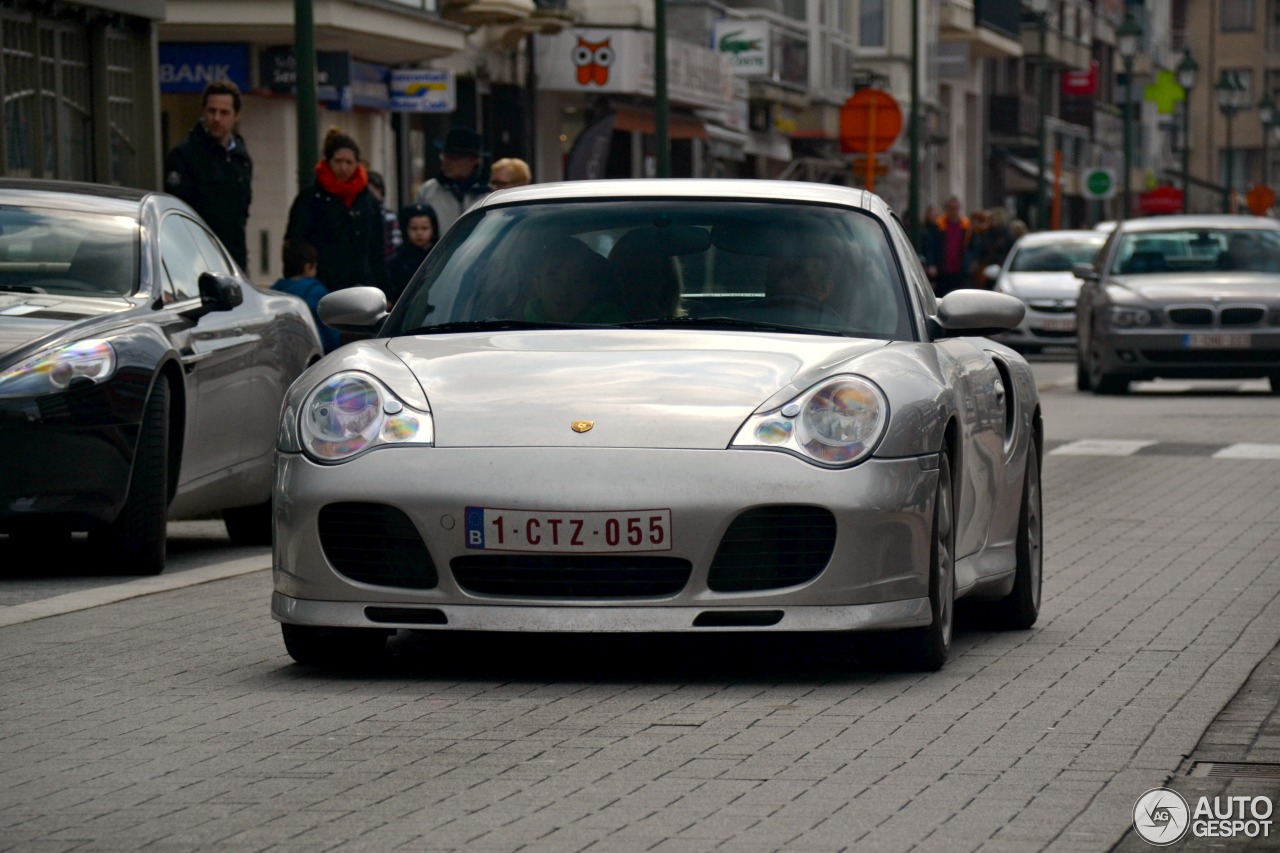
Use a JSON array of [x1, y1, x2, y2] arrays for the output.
[[1213, 443, 1280, 460], [1049, 439, 1157, 456], [0, 556, 268, 628]]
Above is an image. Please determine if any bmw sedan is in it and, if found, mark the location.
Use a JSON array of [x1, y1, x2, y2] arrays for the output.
[[273, 179, 1043, 672], [985, 229, 1107, 352], [1075, 214, 1280, 394], [0, 180, 323, 573]]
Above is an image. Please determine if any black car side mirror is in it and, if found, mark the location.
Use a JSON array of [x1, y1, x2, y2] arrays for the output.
[[1072, 262, 1099, 282], [181, 272, 243, 320]]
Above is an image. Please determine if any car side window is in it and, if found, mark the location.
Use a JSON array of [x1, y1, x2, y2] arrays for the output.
[[159, 215, 232, 303]]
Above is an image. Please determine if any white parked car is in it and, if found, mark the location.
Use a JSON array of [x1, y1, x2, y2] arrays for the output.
[[985, 230, 1108, 352]]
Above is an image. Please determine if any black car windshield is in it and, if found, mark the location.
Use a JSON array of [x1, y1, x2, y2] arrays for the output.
[[1110, 228, 1280, 275], [0, 204, 139, 297], [383, 200, 914, 341], [1009, 239, 1104, 272]]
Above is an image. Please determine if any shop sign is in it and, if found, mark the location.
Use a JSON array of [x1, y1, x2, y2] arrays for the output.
[[260, 47, 352, 108], [390, 69, 455, 113], [534, 29, 731, 111], [1063, 61, 1098, 97], [159, 43, 250, 94], [350, 60, 390, 111], [712, 20, 768, 76]]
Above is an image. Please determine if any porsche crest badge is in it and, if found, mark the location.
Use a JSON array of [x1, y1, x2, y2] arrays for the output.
[[571, 420, 594, 433]]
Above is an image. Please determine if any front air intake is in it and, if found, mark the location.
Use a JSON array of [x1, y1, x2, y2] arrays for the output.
[[707, 506, 836, 592], [318, 502, 438, 589]]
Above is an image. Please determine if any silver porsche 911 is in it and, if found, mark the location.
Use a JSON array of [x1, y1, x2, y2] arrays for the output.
[[272, 179, 1043, 671]]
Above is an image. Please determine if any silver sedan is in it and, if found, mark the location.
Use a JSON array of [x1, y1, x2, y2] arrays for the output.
[[985, 229, 1107, 352], [272, 179, 1043, 671], [1075, 214, 1280, 394]]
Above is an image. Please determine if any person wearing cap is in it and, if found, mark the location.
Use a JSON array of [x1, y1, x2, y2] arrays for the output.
[[386, 202, 440, 304], [415, 126, 490, 235]]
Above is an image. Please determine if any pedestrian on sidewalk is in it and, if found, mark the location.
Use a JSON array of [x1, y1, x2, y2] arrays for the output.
[[925, 196, 974, 297], [164, 80, 253, 270], [416, 126, 490, 235], [270, 239, 340, 353]]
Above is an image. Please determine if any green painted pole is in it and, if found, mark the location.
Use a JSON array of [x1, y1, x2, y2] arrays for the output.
[[655, 0, 670, 177], [1035, 14, 1048, 230], [908, 0, 921, 252], [295, 0, 318, 192]]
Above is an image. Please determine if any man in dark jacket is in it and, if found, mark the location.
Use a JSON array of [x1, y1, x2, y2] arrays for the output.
[[164, 80, 253, 270]]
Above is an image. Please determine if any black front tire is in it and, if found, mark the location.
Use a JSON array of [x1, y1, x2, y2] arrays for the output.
[[93, 375, 169, 575], [224, 499, 273, 546], [899, 446, 956, 672], [282, 624, 389, 668], [989, 447, 1043, 630]]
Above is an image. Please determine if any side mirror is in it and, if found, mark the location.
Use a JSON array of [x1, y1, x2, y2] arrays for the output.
[[181, 271, 243, 320], [1072, 262, 1099, 282], [318, 286, 388, 335], [928, 289, 1025, 339], [983, 264, 1002, 282]]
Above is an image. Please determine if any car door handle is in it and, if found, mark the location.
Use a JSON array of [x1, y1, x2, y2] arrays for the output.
[[994, 379, 1006, 406]]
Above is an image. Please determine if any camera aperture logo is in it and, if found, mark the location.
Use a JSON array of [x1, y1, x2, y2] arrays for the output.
[[1134, 788, 1189, 846]]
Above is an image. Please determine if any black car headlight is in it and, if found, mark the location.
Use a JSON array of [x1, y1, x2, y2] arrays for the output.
[[0, 339, 116, 399], [293, 370, 433, 462], [732, 375, 888, 468], [1108, 306, 1156, 328]]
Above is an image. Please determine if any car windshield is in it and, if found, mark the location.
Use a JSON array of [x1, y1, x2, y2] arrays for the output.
[[383, 200, 914, 340], [1009, 239, 1105, 272], [1110, 228, 1280, 275], [0, 204, 139, 297]]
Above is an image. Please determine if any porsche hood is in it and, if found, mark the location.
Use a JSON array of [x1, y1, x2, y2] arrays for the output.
[[386, 330, 891, 449]]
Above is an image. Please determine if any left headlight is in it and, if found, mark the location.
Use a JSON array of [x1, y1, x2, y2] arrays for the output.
[[731, 375, 889, 468], [0, 339, 116, 399], [296, 370, 433, 462]]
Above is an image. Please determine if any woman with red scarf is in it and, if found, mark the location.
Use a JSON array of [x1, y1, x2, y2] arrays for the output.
[[285, 127, 389, 297]]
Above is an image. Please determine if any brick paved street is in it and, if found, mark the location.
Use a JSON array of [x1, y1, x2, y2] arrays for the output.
[[1, 368, 1278, 852]]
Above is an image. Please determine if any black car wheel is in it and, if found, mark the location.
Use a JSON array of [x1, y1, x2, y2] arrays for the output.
[[1268, 374, 1280, 394], [224, 499, 273, 546], [900, 445, 955, 671], [93, 375, 169, 575], [989, 446, 1042, 630], [282, 624, 389, 668]]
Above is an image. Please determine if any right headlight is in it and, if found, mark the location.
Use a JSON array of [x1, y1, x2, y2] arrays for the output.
[[296, 371, 433, 462], [1108, 305, 1156, 328], [0, 339, 116, 399], [731, 375, 888, 468]]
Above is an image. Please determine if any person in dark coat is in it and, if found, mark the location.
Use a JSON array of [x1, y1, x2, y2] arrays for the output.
[[164, 80, 253, 270], [285, 127, 389, 296], [386, 203, 440, 304]]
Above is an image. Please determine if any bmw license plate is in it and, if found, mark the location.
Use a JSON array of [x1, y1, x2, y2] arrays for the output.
[[1184, 333, 1251, 349], [465, 507, 672, 553]]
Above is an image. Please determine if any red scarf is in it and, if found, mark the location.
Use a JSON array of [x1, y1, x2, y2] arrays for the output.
[[315, 160, 368, 208]]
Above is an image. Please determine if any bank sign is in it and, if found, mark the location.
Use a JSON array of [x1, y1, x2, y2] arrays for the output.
[[712, 20, 768, 76], [159, 44, 251, 94]]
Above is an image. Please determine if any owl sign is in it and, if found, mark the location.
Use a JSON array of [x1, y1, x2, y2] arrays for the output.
[[573, 37, 615, 86]]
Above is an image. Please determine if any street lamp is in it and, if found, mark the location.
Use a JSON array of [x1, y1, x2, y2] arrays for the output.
[[1176, 48, 1198, 208], [1259, 94, 1276, 187], [1117, 13, 1142, 223], [1215, 69, 1248, 211], [1029, 0, 1050, 231]]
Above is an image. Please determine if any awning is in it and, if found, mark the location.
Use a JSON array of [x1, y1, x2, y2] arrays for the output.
[[613, 104, 707, 140], [1004, 154, 1076, 195], [744, 130, 792, 161], [704, 123, 748, 162]]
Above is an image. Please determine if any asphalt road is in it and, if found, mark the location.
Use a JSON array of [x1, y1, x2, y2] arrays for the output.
[[1, 354, 1278, 852]]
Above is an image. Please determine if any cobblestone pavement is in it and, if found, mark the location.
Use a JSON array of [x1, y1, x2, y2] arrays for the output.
[[1, 372, 1278, 852]]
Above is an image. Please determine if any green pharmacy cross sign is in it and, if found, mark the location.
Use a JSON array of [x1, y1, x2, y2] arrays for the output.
[[1145, 70, 1186, 115]]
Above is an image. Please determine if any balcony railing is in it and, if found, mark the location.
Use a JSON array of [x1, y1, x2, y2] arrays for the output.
[[989, 94, 1039, 138]]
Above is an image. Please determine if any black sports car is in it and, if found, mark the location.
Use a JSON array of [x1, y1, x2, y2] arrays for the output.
[[0, 180, 322, 573]]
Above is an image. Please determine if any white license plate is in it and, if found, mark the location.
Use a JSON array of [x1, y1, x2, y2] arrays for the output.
[[465, 507, 673, 553], [1184, 333, 1251, 349], [1038, 317, 1076, 332]]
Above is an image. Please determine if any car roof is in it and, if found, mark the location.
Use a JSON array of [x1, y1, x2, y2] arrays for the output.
[[0, 178, 150, 217], [1112, 214, 1280, 233], [476, 178, 879, 211]]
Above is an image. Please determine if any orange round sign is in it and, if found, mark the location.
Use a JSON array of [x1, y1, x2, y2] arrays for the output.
[[1246, 184, 1276, 216], [839, 89, 903, 155]]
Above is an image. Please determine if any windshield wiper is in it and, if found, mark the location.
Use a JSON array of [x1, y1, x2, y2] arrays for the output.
[[397, 319, 584, 335], [619, 315, 848, 336]]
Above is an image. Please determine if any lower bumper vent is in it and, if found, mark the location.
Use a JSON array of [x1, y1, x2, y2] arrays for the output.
[[318, 502, 438, 589], [450, 554, 692, 598], [708, 505, 836, 592]]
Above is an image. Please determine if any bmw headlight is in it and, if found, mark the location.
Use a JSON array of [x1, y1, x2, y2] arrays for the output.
[[0, 339, 116, 399], [299, 371, 433, 462], [731, 376, 888, 467], [1108, 306, 1155, 328]]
